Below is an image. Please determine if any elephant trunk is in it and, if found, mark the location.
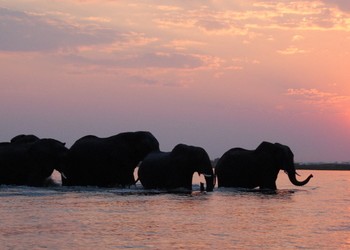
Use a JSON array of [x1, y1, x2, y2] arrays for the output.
[[203, 173, 214, 192], [287, 170, 313, 186]]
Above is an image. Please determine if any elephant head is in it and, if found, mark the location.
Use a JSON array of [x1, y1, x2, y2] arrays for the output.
[[11, 134, 40, 144], [172, 144, 215, 192], [27, 138, 68, 185], [138, 143, 215, 192], [117, 131, 160, 186], [0, 136, 68, 186], [129, 131, 160, 160], [257, 142, 313, 187]]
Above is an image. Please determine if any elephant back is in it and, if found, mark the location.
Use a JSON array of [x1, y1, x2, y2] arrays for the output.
[[64, 131, 159, 187], [11, 134, 40, 144]]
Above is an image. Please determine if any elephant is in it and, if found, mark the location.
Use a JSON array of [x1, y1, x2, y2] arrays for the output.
[[138, 144, 215, 192], [215, 141, 313, 190], [62, 131, 160, 187], [10, 134, 40, 144], [0, 136, 68, 186]]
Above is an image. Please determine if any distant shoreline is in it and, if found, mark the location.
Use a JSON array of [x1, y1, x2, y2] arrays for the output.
[[211, 160, 350, 170], [295, 163, 350, 171]]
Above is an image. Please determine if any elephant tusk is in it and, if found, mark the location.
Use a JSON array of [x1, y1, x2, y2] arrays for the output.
[[61, 172, 67, 179]]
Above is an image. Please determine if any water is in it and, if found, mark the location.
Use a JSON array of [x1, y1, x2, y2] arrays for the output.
[[0, 170, 349, 249]]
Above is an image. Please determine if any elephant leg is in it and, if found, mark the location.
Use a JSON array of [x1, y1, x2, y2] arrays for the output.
[[260, 181, 277, 190]]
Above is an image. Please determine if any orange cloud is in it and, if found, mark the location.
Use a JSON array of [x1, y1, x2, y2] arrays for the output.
[[277, 46, 309, 55]]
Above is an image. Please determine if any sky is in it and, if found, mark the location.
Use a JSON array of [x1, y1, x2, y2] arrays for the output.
[[0, 0, 350, 162]]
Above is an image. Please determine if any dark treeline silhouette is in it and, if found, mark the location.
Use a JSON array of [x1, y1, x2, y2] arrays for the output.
[[295, 163, 350, 170]]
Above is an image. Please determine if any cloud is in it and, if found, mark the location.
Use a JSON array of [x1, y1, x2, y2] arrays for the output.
[[0, 7, 117, 52], [322, 0, 350, 11], [61, 51, 209, 70], [292, 35, 304, 41], [164, 40, 206, 51], [82, 16, 112, 23], [87, 32, 159, 53], [120, 52, 205, 68], [0, 6, 221, 77], [195, 18, 231, 31], [286, 88, 350, 105], [250, 1, 350, 31], [156, 5, 183, 11], [0, 5, 222, 72], [152, 1, 350, 39], [152, 5, 249, 35], [277, 46, 309, 55], [3, 2, 349, 55]]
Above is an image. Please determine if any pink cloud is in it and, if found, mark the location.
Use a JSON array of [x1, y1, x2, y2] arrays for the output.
[[287, 88, 350, 105]]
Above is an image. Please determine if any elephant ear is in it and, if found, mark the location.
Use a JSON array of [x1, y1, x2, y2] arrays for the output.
[[171, 144, 197, 172], [126, 132, 159, 159], [274, 143, 294, 171], [256, 141, 286, 167]]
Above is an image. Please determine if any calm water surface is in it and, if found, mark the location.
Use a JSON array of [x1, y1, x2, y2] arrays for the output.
[[0, 170, 349, 249]]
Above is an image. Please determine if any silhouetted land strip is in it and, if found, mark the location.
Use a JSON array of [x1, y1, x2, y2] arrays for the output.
[[295, 163, 350, 171], [211, 160, 350, 171]]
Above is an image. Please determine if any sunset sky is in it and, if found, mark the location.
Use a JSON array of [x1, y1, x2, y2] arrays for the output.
[[1, 0, 350, 162]]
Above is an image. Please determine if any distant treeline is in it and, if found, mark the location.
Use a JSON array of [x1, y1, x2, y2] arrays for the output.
[[210, 159, 350, 171], [295, 163, 350, 171]]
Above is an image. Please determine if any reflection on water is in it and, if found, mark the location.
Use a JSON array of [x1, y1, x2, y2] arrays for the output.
[[0, 170, 349, 249]]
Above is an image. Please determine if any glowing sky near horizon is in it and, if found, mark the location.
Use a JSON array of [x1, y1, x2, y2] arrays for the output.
[[1, 0, 350, 162]]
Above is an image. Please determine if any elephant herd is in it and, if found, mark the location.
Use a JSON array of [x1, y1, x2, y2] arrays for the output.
[[0, 131, 313, 191]]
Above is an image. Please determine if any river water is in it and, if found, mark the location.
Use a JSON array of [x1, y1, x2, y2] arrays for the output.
[[0, 170, 349, 249]]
